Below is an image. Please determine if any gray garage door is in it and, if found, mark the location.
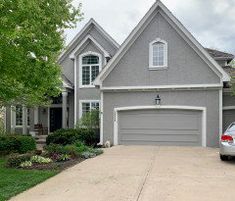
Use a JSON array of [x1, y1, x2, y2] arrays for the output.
[[223, 109, 235, 132], [118, 109, 202, 146]]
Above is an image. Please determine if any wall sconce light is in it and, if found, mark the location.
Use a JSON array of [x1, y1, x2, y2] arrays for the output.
[[155, 94, 161, 105]]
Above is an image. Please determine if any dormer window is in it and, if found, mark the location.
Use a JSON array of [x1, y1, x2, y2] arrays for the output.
[[79, 52, 101, 88], [149, 38, 168, 69]]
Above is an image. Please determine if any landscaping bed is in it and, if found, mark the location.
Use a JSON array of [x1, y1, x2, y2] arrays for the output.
[[0, 157, 57, 201], [0, 125, 104, 200]]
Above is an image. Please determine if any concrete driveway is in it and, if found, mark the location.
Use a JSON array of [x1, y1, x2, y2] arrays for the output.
[[11, 146, 235, 201]]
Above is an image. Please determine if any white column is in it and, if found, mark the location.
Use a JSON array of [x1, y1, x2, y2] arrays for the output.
[[22, 105, 27, 134], [34, 107, 39, 125], [11, 106, 16, 133], [62, 91, 68, 129]]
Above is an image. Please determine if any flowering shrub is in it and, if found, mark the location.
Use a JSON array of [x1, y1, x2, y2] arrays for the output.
[[31, 155, 52, 164], [20, 161, 32, 168]]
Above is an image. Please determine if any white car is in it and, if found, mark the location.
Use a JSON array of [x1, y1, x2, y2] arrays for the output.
[[220, 122, 235, 161]]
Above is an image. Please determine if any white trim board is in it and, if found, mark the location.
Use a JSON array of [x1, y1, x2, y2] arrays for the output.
[[58, 18, 119, 63], [219, 89, 223, 136], [223, 106, 235, 110], [113, 105, 207, 147], [94, 1, 230, 85], [101, 84, 223, 91], [99, 91, 104, 145], [69, 34, 110, 59]]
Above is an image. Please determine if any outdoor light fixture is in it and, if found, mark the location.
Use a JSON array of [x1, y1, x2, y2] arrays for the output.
[[155, 94, 161, 105]]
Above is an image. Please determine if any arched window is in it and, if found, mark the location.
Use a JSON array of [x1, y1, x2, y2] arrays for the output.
[[149, 38, 167, 69], [80, 52, 101, 87]]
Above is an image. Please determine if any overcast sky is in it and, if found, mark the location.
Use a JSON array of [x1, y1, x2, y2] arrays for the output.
[[64, 0, 235, 54]]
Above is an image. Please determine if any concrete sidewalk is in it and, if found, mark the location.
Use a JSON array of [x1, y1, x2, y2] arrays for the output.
[[10, 146, 235, 201]]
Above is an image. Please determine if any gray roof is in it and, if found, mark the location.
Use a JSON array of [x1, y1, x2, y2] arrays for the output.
[[62, 74, 73, 89], [205, 48, 234, 62]]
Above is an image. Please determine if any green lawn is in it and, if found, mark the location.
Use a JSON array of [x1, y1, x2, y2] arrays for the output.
[[0, 157, 58, 201]]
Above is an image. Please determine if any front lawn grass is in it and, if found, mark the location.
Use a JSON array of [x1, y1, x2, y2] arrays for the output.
[[0, 157, 58, 201]]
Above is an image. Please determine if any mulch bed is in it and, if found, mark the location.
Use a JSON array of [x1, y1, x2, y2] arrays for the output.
[[22, 157, 85, 171]]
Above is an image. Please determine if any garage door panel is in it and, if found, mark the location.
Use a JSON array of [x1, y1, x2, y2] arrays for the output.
[[120, 114, 200, 130], [120, 128, 200, 135], [121, 134, 200, 142], [118, 109, 202, 146]]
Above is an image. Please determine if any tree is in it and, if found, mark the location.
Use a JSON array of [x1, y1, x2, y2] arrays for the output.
[[77, 109, 100, 130], [0, 0, 83, 107]]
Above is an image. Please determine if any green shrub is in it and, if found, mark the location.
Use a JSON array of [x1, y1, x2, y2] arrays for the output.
[[45, 144, 79, 158], [46, 129, 80, 145], [78, 128, 97, 146], [46, 128, 97, 146], [0, 135, 36, 155], [44, 144, 67, 155], [7, 153, 33, 167], [74, 141, 90, 153], [17, 135, 36, 153], [56, 154, 70, 162]]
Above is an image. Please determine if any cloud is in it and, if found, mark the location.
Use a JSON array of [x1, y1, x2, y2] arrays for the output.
[[65, 0, 235, 54]]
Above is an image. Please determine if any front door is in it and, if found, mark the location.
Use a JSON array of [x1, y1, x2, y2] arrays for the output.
[[50, 108, 62, 133]]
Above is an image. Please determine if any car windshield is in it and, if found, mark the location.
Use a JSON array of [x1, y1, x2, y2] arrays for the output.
[[227, 124, 235, 132]]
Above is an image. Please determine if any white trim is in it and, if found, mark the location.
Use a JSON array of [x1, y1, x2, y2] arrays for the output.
[[113, 105, 207, 147], [79, 100, 100, 119], [149, 38, 168, 68], [79, 51, 102, 88], [10, 106, 30, 130], [69, 35, 110, 59], [219, 89, 223, 136], [94, 1, 230, 85], [74, 58, 77, 126], [11, 106, 16, 133], [48, 107, 50, 134], [223, 106, 235, 110], [34, 107, 39, 125], [101, 84, 222, 91], [99, 92, 104, 145], [58, 18, 119, 62], [62, 80, 73, 89]]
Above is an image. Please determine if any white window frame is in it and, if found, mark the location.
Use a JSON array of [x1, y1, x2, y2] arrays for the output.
[[79, 51, 102, 88], [149, 38, 168, 69], [79, 100, 100, 119], [11, 106, 30, 128]]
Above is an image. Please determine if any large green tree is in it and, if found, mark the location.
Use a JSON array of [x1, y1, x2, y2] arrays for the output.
[[0, 0, 82, 107]]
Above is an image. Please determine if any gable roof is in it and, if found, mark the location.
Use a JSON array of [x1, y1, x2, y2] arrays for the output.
[[58, 18, 120, 63], [69, 34, 110, 58], [62, 74, 73, 89], [205, 48, 234, 62], [94, 0, 230, 85]]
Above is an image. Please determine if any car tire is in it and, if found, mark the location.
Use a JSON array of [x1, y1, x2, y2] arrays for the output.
[[220, 154, 229, 161]]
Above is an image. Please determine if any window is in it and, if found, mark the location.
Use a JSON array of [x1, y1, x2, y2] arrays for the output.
[[149, 38, 167, 69], [80, 53, 101, 87], [15, 106, 23, 126], [15, 105, 30, 126], [80, 100, 99, 118]]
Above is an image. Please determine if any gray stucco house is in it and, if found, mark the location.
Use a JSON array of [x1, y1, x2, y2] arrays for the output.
[[4, 0, 235, 147]]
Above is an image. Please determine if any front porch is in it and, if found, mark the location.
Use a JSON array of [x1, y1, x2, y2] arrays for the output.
[[7, 75, 74, 136]]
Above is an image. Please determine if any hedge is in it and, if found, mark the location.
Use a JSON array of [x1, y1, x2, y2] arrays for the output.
[[46, 128, 97, 146], [0, 135, 36, 155]]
